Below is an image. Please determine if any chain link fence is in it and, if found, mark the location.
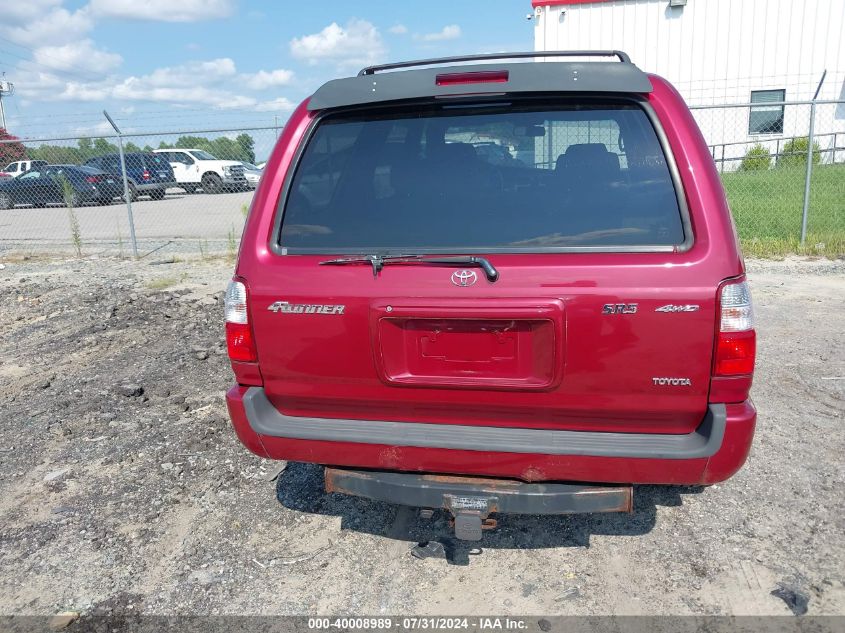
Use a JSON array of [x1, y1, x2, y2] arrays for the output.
[[1, 102, 843, 258], [690, 100, 845, 256], [0, 126, 277, 258]]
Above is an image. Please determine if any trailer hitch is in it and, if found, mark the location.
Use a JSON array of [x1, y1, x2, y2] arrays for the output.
[[444, 494, 498, 541]]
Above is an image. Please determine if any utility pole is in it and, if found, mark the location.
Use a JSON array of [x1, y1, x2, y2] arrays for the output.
[[0, 76, 14, 130]]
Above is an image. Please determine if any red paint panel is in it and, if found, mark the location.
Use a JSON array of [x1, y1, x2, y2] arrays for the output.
[[532, 0, 617, 7], [371, 298, 564, 391]]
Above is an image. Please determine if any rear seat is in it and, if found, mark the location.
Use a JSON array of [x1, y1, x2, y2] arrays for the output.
[[555, 143, 627, 229]]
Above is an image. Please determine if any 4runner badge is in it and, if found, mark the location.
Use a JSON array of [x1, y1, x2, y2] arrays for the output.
[[267, 301, 345, 315]]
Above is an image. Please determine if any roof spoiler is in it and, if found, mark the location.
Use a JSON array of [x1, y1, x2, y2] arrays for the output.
[[308, 50, 650, 111], [359, 50, 632, 76]]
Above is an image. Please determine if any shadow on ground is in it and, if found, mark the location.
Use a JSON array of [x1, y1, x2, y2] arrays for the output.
[[276, 462, 704, 565]]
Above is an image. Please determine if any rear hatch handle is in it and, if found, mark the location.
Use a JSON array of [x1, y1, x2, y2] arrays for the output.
[[319, 254, 499, 282]]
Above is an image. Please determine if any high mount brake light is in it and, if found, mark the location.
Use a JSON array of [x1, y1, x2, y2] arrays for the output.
[[714, 280, 756, 377], [225, 280, 257, 362], [435, 70, 509, 86]]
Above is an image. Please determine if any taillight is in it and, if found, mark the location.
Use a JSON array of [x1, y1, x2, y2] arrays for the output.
[[436, 70, 509, 86], [225, 280, 257, 362], [142, 170, 151, 180], [86, 175, 100, 183], [714, 280, 756, 377]]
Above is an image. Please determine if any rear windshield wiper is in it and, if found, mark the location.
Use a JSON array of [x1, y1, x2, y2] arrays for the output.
[[319, 254, 499, 282]]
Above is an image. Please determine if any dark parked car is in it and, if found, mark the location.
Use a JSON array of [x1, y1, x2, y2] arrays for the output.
[[0, 165, 122, 209], [84, 152, 175, 201], [224, 50, 757, 542]]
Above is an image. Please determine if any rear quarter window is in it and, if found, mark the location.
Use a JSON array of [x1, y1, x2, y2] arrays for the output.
[[277, 101, 687, 253], [145, 154, 171, 169]]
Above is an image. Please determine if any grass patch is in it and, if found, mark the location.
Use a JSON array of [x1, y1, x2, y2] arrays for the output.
[[227, 225, 238, 263], [145, 274, 186, 290], [722, 164, 845, 256]]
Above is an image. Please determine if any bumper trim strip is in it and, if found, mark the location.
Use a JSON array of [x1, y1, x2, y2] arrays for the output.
[[242, 387, 725, 460]]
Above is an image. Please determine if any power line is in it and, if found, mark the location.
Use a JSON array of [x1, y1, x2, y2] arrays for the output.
[[0, 35, 110, 83], [0, 48, 108, 84]]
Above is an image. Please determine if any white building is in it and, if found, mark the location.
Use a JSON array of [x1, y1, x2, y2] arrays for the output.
[[532, 0, 845, 168]]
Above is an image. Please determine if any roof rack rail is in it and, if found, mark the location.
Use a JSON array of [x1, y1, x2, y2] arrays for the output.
[[358, 50, 632, 76]]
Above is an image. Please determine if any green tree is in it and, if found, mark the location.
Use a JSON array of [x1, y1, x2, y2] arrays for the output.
[[28, 144, 81, 164], [174, 136, 210, 150], [235, 133, 255, 163], [92, 138, 115, 155]]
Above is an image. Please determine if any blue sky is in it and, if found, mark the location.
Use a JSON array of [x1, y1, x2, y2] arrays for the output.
[[1, 0, 533, 143]]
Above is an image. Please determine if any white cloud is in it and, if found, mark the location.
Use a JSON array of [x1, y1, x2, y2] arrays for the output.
[[33, 40, 122, 73], [112, 79, 257, 109], [57, 81, 112, 101], [416, 24, 461, 42], [86, 0, 235, 22], [0, 5, 93, 47], [111, 59, 250, 109], [141, 58, 237, 88], [3, 1, 298, 116], [14, 70, 67, 99], [254, 97, 296, 112], [72, 120, 116, 136], [290, 19, 385, 68], [388, 24, 408, 35], [2, 0, 63, 27], [242, 69, 294, 90]]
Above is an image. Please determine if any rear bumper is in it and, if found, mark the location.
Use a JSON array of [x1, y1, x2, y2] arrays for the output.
[[136, 181, 176, 191], [226, 385, 756, 485]]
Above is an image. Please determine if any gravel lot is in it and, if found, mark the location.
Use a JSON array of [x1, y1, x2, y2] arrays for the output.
[[0, 255, 843, 621], [0, 189, 252, 256]]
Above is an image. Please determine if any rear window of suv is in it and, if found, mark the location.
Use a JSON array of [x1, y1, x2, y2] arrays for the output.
[[125, 153, 171, 170], [278, 101, 686, 252]]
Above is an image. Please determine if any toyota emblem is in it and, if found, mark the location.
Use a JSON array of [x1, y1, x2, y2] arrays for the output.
[[451, 270, 478, 287]]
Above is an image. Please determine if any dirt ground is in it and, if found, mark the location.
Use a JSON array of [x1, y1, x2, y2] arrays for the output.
[[0, 255, 843, 620]]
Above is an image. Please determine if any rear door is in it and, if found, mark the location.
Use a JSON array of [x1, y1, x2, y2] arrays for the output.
[[143, 153, 174, 183], [249, 99, 715, 435]]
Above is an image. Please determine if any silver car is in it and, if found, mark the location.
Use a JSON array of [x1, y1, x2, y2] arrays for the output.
[[240, 162, 263, 189]]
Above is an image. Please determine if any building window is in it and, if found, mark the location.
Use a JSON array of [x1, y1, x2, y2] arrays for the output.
[[749, 89, 785, 135]]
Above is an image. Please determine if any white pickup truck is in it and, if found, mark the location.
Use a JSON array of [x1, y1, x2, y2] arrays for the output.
[[152, 149, 248, 194], [3, 160, 48, 178]]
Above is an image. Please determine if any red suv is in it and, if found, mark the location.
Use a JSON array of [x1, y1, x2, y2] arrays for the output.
[[224, 51, 756, 541]]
